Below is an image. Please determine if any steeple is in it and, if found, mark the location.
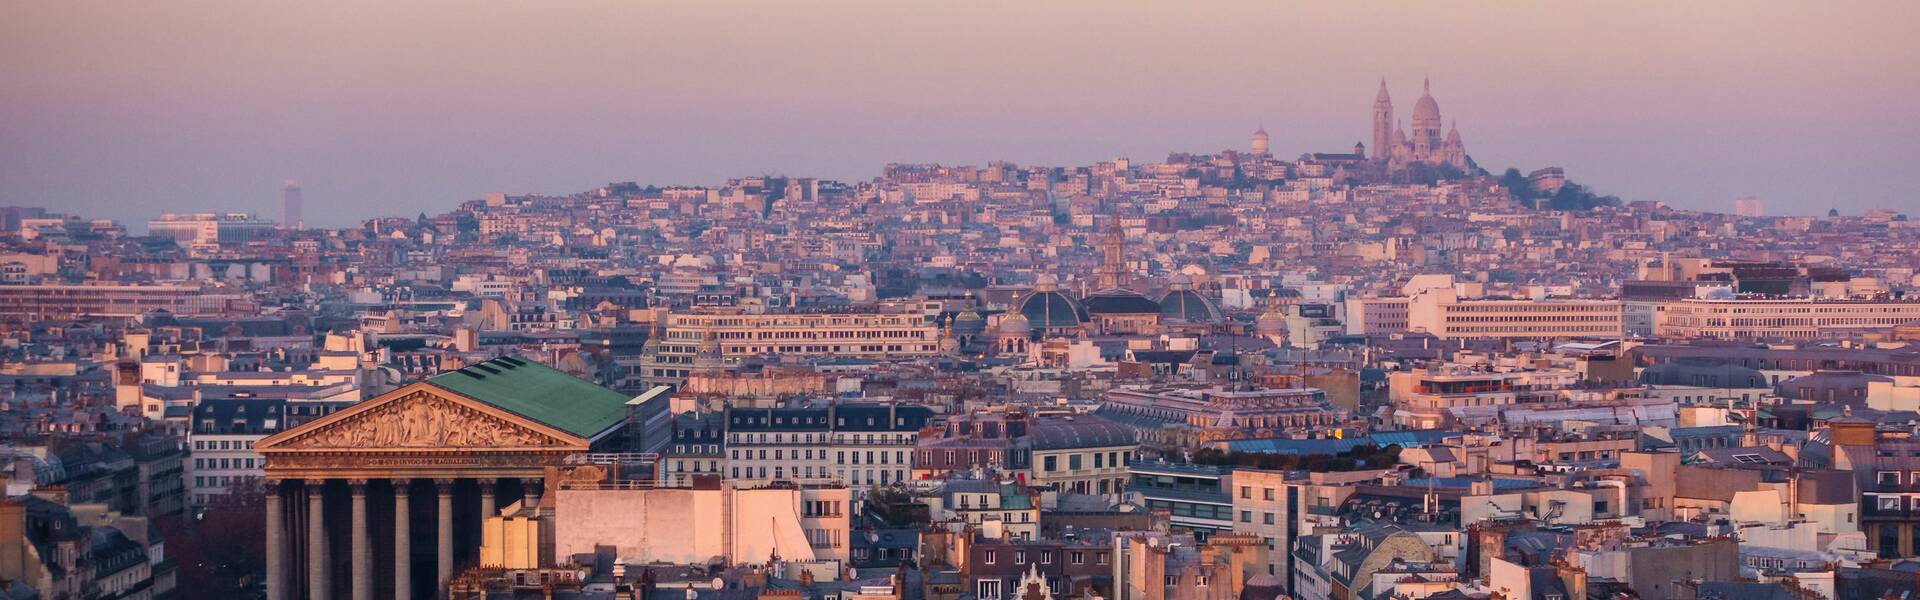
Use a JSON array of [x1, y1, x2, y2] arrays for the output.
[[1371, 77, 1394, 163]]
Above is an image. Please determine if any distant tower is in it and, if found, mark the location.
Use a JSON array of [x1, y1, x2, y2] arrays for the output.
[[1096, 223, 1129, 290], [1371, 78, 1393, 162], [1250, 125, 1270, 156], [280, 180, 303, 229]]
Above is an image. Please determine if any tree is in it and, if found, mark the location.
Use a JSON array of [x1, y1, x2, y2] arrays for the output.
[[168, 477, 268, 597]]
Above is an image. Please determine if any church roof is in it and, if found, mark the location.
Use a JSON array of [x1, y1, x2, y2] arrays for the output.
[[427, 356, 632, 440]]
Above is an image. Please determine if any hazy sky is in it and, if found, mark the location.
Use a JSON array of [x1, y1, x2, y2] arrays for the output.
[[4, 2, 1917, 227]]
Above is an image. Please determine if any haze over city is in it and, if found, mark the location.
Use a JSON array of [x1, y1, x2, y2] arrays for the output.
[[16, 3, 1920, 600], [4, 1, 1918, 226]]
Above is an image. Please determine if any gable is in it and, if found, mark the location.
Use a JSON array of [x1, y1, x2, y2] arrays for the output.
[[260, 384, 586, 452]]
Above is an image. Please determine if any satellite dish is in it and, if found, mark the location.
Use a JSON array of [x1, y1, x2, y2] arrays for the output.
[[710, 578, 723, 591]]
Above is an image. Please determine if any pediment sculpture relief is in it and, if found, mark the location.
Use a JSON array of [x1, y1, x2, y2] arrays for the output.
[[291, 392, 564, 449]]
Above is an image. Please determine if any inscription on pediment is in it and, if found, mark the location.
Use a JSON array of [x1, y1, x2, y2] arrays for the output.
[[288, 391, 568, 450]]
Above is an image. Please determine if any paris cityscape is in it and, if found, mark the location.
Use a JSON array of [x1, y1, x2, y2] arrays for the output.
[[3, 3, 1920, 600]]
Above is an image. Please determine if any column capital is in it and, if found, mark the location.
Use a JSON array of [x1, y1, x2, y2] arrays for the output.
[[476, 477, 498, 487], [349, 478, 371, 492], [391, 478, 412, 493], [434, 478, 456, 493], [304, 478, 328, 487]]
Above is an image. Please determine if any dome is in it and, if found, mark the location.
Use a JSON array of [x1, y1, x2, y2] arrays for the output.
[[999, 310, 1032, 334], [1256, 307, 1287, 336], [1083, 288, 1161, 315], [1412, 93, 1440, 122], [952, 309, 987, 336], [1014, 281, 1087, 329], [1412, 80, 1441, 123], [1158, 280, 1221, 323]]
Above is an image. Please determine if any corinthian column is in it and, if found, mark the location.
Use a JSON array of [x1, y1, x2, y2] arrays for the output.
[[351, 480, 372, 600], [436, 478, 454, 597], [394, 479, 412, 600], [478, 478, 497, 522], [266, 481, 286, 600], [305, 480, 329, 600]]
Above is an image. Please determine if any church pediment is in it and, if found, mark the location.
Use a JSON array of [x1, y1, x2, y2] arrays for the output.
[[262, 386, 585, 452]]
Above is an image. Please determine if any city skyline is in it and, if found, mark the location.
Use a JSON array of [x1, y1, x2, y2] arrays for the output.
[[4, 1, 1918, 227]]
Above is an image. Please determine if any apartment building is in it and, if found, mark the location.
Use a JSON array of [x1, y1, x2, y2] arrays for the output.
[[724, 403, 932, 488], [1026, 415, 1138, 501], [641, 308, 940, 387]]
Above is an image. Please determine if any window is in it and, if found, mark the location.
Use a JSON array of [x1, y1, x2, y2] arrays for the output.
[[1240, 511, 1252, 523], [984, 550, 997, 565], [1069, 455, 1082, 470], [978, 580, 1002, 600], [1263, 512, 1275, 525], [1263, 488, 1275, 501], [1879, 471, 1903, 486], [1240, 486, 1251, 499], [1044, 456, 1058, 472], [1877, 496, 1903, 511], [1015, 551, 1025, 564], [1070, 551, 1085, 565]]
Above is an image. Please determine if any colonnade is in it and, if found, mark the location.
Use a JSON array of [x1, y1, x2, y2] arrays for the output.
[[264, 476, 538, 600]]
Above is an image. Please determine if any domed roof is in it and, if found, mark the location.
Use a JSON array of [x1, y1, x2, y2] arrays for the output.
[[999, 310, 1032, 334], [1412, 79, 1440, 121], [1158, 280, 1220, 323], [1256, 306, 1287, 335], [1014, 279, 1087, 329], [952, 309, 987, 335], [1083, 288, 1161, 315]]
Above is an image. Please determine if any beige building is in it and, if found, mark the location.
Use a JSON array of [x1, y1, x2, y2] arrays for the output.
[[1348, 280, 1621, 340], [1654, 297, 1920, 340], [550, 482, 852, 566], [642, 308, 940, 386], [1407, 287, 1622, 340]]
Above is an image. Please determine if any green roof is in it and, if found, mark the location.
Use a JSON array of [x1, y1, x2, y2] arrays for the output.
[[425, 357, 630, 440]]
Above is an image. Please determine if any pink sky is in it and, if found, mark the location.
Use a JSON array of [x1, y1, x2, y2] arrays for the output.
[[3, 1, 1916, 224]]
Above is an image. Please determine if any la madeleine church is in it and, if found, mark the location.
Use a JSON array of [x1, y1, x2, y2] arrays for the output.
[[256, 356, 649, 600]]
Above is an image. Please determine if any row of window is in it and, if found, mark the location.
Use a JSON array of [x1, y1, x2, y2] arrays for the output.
[[732, 449, 908, 465], [729, 466, 907, 485], [1039, 450, 1132, 473], [195, 457, 259, 470], [192, 439, 255, 450], [979, 549, 1105, 566]]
